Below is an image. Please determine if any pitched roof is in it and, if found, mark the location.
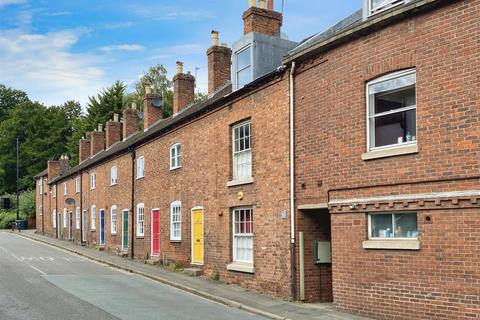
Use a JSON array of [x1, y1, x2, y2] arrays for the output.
[[50, 68, 284, 184], [34, 168, 48, 179]]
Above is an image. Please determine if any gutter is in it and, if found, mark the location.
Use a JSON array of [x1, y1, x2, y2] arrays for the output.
[[289, 61, 296, 301]]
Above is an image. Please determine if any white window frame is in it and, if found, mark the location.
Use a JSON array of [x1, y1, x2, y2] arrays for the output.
[[366, 68, 417, 152], [367, 0, 405, 16], [39, 177, 43, 194], [235, 45, 252, 90], [169, 143, 182, 170], [52, 185, 56, 198], [232, 121, 252, 180], [75, 207, 80, 229], [52, 209, 56, 228], [111, 205, 117, 234], [90, 172, 96, 190], [63, 208, 67, 228], [368, 212, 418, 240], [136, 156, 145, 179], [75, 177, 80, 193], [63, 182, 67, 196], [232, 207, 254, 264], [91, 205, 96, 230], [110, 166, 118, 186], [170, 201, 182, 241], [136, 203, 145, 237]]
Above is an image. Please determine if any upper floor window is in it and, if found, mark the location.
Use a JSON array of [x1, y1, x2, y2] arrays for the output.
[[136, 203, 145, 237], [63, 182, 67, 196], [170, 201, 182, 241], [52, 185, 56, 198], [137, 156, 145, 179], [368, 0, 405, 16], [38, 178, 43, 194], [170, 144, 182, 170], [90, 173, 96, 190], [235, 46, 252, 89], [232, 121, 252, 180], [111, 166, 118, 185], [367, 69, 416, 151], [75, 177, 80, 193]]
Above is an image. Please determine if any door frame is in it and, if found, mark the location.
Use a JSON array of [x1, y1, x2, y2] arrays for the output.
[[190, 206, 204, 265], [121, 209, 129, 252], [150, 208, 160, 257], [82, 209, 87, 243], [99, 208, 105, 246], [68, 211, 73, 241]]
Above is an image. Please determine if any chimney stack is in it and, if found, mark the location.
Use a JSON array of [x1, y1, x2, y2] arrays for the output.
[[207, 30, 232, 94], [122, 102, 139, 140], [79, 136, 91, 163], [90, 124, 105, 156], [243, 0, 282, 37], [143, 85, 163, 130], [173, 61, 195, 114], [47, 156, 70, 179], [106, 114, 122, 148]]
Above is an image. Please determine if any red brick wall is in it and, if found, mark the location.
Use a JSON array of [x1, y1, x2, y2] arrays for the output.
[[173, 73, 195, 114], [242, 7, 282, 36], [207, 45, 232, 94], [294, 0, 480, 317]]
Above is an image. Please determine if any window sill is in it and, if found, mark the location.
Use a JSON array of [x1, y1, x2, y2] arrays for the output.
[[227, 177, 254, 187], [362, 144, 418, 161], [91, 229, 96, 232], [363, 239, 420, 250], [110, 183, 117, 187], [136, 176, 144, 180], [169, 166, 182, 171], [170, 239, 181, 243], [227, 262, 255, 274]]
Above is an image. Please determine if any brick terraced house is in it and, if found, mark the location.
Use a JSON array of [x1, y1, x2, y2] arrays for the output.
[[36, 0, 480, 319]]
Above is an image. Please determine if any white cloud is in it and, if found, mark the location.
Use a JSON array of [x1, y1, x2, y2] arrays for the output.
[[99, 44, 145, 52], [0, 27, 106, 106], [132, 5, 214, 21], [0, 0, 25, 8], [103, 21, 134, 29]]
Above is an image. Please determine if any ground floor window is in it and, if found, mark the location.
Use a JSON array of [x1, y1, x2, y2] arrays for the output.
[[63, 208, 67, 228], [52, 209, 56, 228], [75, 207, 80, 229], [111, 205, 117, 234], [369, 212, 418, 239], [91, 205, 96, 230], [136, 203, 145, 237], [232, 207, 253, 264]]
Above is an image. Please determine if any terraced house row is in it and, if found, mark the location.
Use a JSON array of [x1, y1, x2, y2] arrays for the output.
[[35, 0, 480, 319]]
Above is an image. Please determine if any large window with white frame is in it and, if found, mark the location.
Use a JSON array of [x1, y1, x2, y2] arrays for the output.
[[39, 178, 43, 194], [170, 144, 182, 170], [91, 205, 96, 230], [52, 209, 56, 228], [136, 203, 145, 237], [90, 172, 96, 190], [367, 69, 416, 151], [75, 177, 80, 193], [235, 46, 252, 89], [110, 205, 117, 234], [52, 185, 56, 198], [170, 201, 182, 241], [63, 208, 67, 228], [232, 207, 253, 264], [368, 0, 405, 16], [75, 207, 80, 229], [136, 156, 145, 179], [110, 166, 118, 185], [369, 212, 418, 239], [232, 121, 252, 180]]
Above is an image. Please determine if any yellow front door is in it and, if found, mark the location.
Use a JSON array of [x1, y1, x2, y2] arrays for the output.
[[192, 208, 204, 264]]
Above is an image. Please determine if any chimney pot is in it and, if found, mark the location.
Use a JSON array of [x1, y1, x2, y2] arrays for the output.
[[176, 61, 184, 74], [248, 0, 256, 8], [221, 42, 228, 47], [268, 0, 274, 10], [132, 102, 137, 110], [113, 113, 119, 122], [145, 85, 152, 94], [211, 30, 219, 46], [258, 0, 266, 9], [98, 124, 103, 132]]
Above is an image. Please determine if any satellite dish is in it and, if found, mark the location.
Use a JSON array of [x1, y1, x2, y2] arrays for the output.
[[152, 97, 163, 108]]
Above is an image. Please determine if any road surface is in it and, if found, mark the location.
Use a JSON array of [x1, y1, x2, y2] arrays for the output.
[[0, 232, 265, 320]]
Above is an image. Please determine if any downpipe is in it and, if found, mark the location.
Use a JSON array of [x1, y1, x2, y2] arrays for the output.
[[289, 61, 297, 301]]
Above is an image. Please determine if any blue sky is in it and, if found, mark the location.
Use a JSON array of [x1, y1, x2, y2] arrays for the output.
[[0, 0, 362, 107]]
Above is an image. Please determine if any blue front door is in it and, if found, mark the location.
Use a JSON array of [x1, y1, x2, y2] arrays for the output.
[[100, 209, 105, 246]]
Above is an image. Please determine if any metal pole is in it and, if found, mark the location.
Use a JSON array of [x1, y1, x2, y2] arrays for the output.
[[16, 137, 19, 221]]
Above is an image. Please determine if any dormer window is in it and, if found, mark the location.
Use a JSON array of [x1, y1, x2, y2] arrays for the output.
[[235, 46, 252, 90], [368, 0, 404, 16]]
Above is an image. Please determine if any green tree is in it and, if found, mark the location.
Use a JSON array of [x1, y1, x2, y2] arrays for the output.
[[0, 84, 29, 122], [66, 81, 126, 165]]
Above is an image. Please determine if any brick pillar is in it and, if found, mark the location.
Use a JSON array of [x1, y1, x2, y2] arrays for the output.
[[123, 104, 138, 140], [79, 138, 91, 163], [243, 5, 282, 36], [143, 88, 163, 130], [90, 124, 105, 156], [207, 31, 232, 94], [106, 114, 122, 148], [173, 61, 195, 114]]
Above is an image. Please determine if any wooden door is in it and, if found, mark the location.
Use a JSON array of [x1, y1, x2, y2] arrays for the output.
[[122, 210, 129, 252], [191, 208, 204, 264], [151, 210, 160, 256], [99, 209, 105, 246]]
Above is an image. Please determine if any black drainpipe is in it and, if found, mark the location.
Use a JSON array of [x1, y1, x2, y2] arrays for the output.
[[130, 148, 136, 259]]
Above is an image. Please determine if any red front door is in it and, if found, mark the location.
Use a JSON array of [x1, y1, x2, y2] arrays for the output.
[[151, 210, 160, 256]]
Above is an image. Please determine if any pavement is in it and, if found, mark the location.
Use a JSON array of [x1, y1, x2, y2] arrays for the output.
[[5, 230, 370, 320]]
